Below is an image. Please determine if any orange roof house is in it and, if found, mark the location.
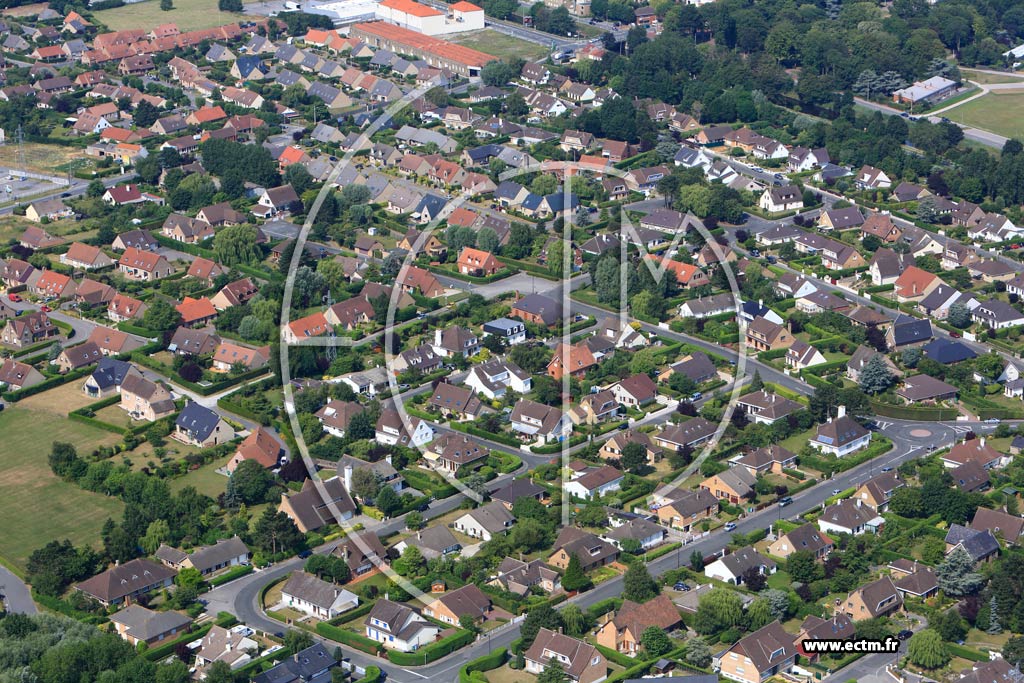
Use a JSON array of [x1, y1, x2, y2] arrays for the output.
[[284, 312, 330, 344], [227, 426, 282, 472], [175, 297, 218, 327], [186, 106, 227, 126], [378, 0, 443, 17], [893, 266, 941, 303], [645, 255, 709, 288], [547, 342, 596, 380], [277, 145, 309, 168], [457, 247, 501, 276], [447, 207, 478, 228]]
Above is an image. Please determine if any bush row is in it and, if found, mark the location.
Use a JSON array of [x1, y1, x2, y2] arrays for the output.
[[384, 628, 474, 665], [315, 622, 382, 655]]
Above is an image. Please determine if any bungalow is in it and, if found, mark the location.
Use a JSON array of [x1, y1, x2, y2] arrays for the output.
[[110, 605, 191, 648], [609, 373, 658, 407], [941, 437, 1005, 470], [704, 547, 776, 585], [279, 477, 356, 533], [212, 342, 269, 373], [392, 526, 462, 561], [809, 407, 870, 456], [651, 486, 719, 532], [425, 433, 489, 473], [155, 536, 250, 576], [564, 463, 624, 500], [55, 340, 103, 373], [168, 327, 220, 356], [61, 242, 114, 270], [75, 558, 176, 606], [603, 517, 666, 552], [26, 198, 73, 223], [280, 571, 359, 620], [817, 499, 876, 536], [654, 416, 717, 452], [489, 557, 560, 596], [453, 502, 515, 541], [510, 399, 572, 443], [510, 293, 562, 327], [119, 248, 173, 281], [973, 299, 1024, 330], [732, 444, 797, 476], [423, 585, 492, 626], [886, 314, 932, 349], [175, 297, 218, 328], [598, 429, 660, 463], [945, 524, 999, 562]]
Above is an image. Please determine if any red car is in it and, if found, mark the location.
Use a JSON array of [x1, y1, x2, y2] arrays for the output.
[[40, 305, 51, 312], [950, 331, 961, 338], [7, 293, 20, 302]]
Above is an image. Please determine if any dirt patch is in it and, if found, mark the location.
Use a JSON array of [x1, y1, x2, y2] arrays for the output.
[[2, 2, 48, 17]]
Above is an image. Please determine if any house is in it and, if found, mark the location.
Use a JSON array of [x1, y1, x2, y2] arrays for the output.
[[176, 297, 218, 328], [525, 628, 607, 683], [663, 352, 717, 385], [0, 358, 44, 391], [173, 402, 232, 447], [758, 185, 803, 213], [511, 398, 571, 443], [897, 374, 958, 404], [392, 526, 462, 560], [193, 625, 259, 671], [973, 299, 1024, 330], [212, 342, 269, 373], [228, 427, 282, 472], [283, 312, 330, 344], [26, 198, 73, 223], [788, 146, 829, 172], [609, 373, 658, 407], [489, 557, 560, 596], [254, 185, 300, 218], [598, 429, 660, 463], [251, 644, 337, 683], [2, 312, 58, 348], [735, 391, 802, 425], [364, 599, 440, 652], [732, 444, 797, 476], [654, 417, 717, 451], [886, 314, 932, 349], [679, 293, 736, 319], [564, 463, 624, 500], [119, 374, 175, 421], [651, 486, 719, 532], [892, 566, 939, 600], [860, 213, 902, 243], [809, 407, 870, 456], [970, 507, 1024, 545], [768, 524, 833, 560], [853, 472, 904, 512], [423, 585, 492, 626], [168, 327, 220, 356], [745, 317, 793, 353], [510, 293, 563, 327], [869, 248, 912, 286], [119, 248, 173, 281], [547, 342, 597, 380], [211, 278, 259, 310], [795, 615, 854, 663], [428, 382, 482, 420], [603, 517, 666, 551], [82, 358, 137, 398], [55, 341, 103, 373], [110, 605, 191, 647], [32, 271, 77, 300], [785, 339, 827, 370], [111, 229, 158, 252], [280, 571, 359, 620], [463, 358, 531, 399], [339, 455, 404, 499], [705, 547, 777, 585], [715, 621, 796, 683], [648, 257, 710, 289], [154, 537, 250, 576], [332, 530, 389, 578], [61, 242, 114, 270], [425, 433, 489, 473], [279, 477, 356, 533], [941, 437, 1005, 470], [453, 501, 515, 541], [855, 165, 892, 190], [595, 594, 681, 657], [700, 466, 756, 504], [945, 524, 1000, 562], [942, 242, 979, 271], [922, 338, 976, 365], [548, 527, 619, 572], [396, 265, 445, 298], [74, 558, 176, 606], [817, 499, 877, 536], [456, 247, 501, 276], [893, 266, 941, 303], [842, 576, 903, 621], [103, 184, 150, 206]]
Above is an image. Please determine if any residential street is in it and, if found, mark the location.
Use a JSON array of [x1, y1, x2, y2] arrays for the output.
[[0, 566, 37, 615]]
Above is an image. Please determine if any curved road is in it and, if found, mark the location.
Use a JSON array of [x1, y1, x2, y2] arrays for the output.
[[0, 566, 37, 615]]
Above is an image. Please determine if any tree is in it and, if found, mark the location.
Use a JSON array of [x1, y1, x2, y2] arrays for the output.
[[219, 0, 244, 9], [49, 441, 82, 480], [141, 519, 171, 554], [230, 459, 274, 504], [694, 588, 743, 635], [859, 354, 895, 394], [251, 507, 303, 556], [641, 626, 673, 656], [907, 629, 950, 669], [176, 567, 203, 589], [620, 442, 648, 474], [623, 562, 659, 602], [205, 661, 240, 683], [936, 546, 984, 597], [947, 302, 972, 328], [561, 553, 590, 592], [350, 467, 380, 501], [741, 566, 767, 592], [285, 629, 314, 654], [561, 604, 589, 636], [347, 411, 375, 441], [520, 603, 562, 649], [745, 598, 772, 630], [537, 659, 568, 683], [87, 179, 105, 197], [477, 226, 500, 255], [405, 511, 423, 531], [142, 299, 183, 332], [393, 545, 424, 577], [214, 225, 263, 266], [690, 551, 704, 570], [686, 638, 712, 667], [749, 370, 763, 392], [375, 486, 401, 517], [786, 550, 823, 584], [934, 608, 966, 642], [761, 588, 790, 621], [1004, 636, 1024, 667], [160, 0, 173, 9]]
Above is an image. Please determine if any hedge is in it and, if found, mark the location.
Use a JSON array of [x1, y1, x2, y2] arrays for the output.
[[236, 646, 293, 677], [868, 400, 959, 421], [531, 434, 587, 454], [2, 365, 94, 402], [448, 420, 522, 447], [206, 564, 254, 587], [595, 643, 637, 668], [316, 622, 382, 655], [131, 352, 269, 396], [947, 643, 990, 662], [31, 591, 108, 625], [144, 623, 213, 661], [326, 599, 375, 625], [459, 649, 508, 683], [353, 666, 382, 683], [423, 263, 519, 284], [384, 628, 475, 665]]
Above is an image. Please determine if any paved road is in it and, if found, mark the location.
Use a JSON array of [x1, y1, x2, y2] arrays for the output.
[[0, 566, 36, 615], [0, 171, 135, 217], [5, 299, 150, 350], [855, 96, 1009, 150]]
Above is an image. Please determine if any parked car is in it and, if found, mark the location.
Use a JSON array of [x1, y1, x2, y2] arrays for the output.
[[673, 582, 691, 591], [897, 629, 913, 640], [950, 331, 961, 338], [40, 305, 51, 312], [690, 392, 702, 401], [881, 466, 894, 472], [7, 293, 20, 302], [778, 496, 793, 507], [724, 522, 737, 532], [832, 489, 841, 495]]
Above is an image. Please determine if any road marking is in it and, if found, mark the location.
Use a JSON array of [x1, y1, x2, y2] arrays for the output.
[[951, 425, 973, 434], [874, 420, 892, 430], [403, 670, 429, 679]]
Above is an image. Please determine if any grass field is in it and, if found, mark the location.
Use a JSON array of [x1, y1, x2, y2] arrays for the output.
[[0, 215, 87, 245], [170, 452, 232, 498], [0, 407, 124, 571], [0, 143, 91, 176], [962, 69, 1024, 85], [0, 2, 47, 17], [93, 0, 259, 33], [944, 92, 1024, 139], [449, 29, 547, 61], [17, 380, 100, 416]]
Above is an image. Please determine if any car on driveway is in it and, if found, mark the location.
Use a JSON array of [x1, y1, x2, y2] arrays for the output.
[[7, 293, 20, 302], [897, 629, 913, 640]]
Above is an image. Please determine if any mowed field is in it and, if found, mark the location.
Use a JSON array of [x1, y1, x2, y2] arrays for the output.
[[0, 142, 90, 176], [93, 0, 259, 32], [944, 91, 1024, 139], [449, 29, 547, 61], [961, 68, 1024, 85], [0, 407, 124, 571]]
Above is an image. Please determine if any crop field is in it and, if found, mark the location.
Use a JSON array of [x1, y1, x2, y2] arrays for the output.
[[0, 406, 124, 571], [93, 0, 259, 33]]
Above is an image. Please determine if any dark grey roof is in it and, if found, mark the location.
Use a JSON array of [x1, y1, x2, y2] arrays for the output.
[[512, 293, 562, 325], [175, 401, 223, 442], [90, 357, 134, 390], [490, 478, 545, 505], [252, 643, 337, 683], [890, 314, 932, 346], [922, 338, 977, 364]]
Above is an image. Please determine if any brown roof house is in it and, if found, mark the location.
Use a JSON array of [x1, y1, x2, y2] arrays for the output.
[[119, 247, 173, 281], [423, 433, 489, 474], [768, 523, 833, 560], [2, 311, 59, 348], [700, 465, 756, 504], [488, 557, 560, 596], [279, 477, 356, 533], [745, 317, 793, 353], [595, 594, 681, 656], [227, 426, 282, 473], [548, 527, 619, 572], [119, 374, 175, 422], [525, 628, 606, 683], [809, 406, 871, 457], [609, 373, 658, 408], [841, 576, 903, 621], [714, 621, 795, 683], [75, 558, 176, 606], [651, 485, 719, 532], [732, 444, 797, 476], [970, 507, 1024, 545], [734, 390, 802, 426], [423, 584, 492, 626], [61, 242, 114, 270], [110, 605, 192, 647], [172, 402, 232, 447], [853, 472, 904, 512], [55, 340, 103, 373], [0, 358, 45, 391]]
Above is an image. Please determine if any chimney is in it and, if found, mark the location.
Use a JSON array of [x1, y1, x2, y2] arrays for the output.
[[981, 437, 987, 448], [434, 329, 442, 347], [837, 406, 846, 419], [343, 464, 353, 492]]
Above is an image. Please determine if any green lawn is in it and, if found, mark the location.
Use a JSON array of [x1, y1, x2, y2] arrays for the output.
[[962, 69, 1024, 85], [0, 407, 124, 572], [778, 427, 816, 454], [93, 0, 259, 32], [449, 29, 547, 61], [943, 91, 1024, 139], [170, 452, 232, 498]]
